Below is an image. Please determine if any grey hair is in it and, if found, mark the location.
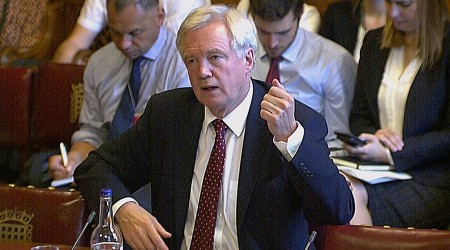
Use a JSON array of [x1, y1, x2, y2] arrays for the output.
[[176, 5, 257, 60]]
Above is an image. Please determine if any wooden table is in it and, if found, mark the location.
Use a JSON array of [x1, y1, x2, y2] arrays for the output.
[[0, 241, 89, 250]]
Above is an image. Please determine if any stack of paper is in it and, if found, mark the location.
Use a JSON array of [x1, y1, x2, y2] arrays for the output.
[[337, 166, 412, 184]]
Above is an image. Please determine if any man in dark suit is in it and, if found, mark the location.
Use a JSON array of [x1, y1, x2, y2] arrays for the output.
[[74, 5, 354, 250]]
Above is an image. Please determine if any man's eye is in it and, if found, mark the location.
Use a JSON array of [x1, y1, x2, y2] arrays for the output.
[[186, 58, 197, 65], [130, 30, 142, 37], [258, 29, 270, 36]]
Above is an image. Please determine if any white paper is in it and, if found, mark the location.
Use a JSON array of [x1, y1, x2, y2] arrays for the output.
[[337, 166, 412, 184], [50, 176, 74, 187]]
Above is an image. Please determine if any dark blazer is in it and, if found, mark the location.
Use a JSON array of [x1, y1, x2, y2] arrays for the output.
[[350, 26, 450, 187], [75, 79, 354, 249], [320, 0, 360, 54]]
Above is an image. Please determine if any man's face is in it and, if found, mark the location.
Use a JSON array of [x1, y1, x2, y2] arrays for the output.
[[181, 20, 254, 118], [253, 10, 298, 59], [108, 3, 164, 59], [386, 0, 420, 33]]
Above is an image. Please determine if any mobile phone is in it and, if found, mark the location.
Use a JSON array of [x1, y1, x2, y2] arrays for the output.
[[336, 132, 367, 147]]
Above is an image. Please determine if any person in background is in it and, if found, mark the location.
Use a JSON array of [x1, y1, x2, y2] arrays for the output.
[[74, 5, 354, 249], [237, 0, 321, 33], [344, 0, 450, 229], [52, 0, 210, 64], [48, 0, 190, 181], [249, 0, 357, 149], [320, 0, 386, 63]]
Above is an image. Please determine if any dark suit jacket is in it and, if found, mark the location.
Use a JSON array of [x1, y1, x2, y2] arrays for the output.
[[350, 26, 450, 187], [320, 1, 360, 54], [75, 79, 354, 249]]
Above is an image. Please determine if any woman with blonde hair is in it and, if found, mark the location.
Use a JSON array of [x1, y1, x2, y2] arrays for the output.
[[344, 0, 450, 229]]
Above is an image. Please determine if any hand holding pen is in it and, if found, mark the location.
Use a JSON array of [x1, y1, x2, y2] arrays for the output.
[[49, 142, 75, 187]]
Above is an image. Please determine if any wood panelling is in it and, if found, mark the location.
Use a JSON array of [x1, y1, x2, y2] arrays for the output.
[[212, 0, 450, 16], [211, 0, 240, 5], [305, 0, 343, 15], [211, 0, 344, 15]]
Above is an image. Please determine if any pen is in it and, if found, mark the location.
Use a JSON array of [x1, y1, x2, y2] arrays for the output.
[[60, 142, 68, 167]]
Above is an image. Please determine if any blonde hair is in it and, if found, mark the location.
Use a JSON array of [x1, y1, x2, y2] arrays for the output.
[[381, 0, 449, 69]]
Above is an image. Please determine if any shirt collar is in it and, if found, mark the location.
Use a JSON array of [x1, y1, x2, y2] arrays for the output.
[[141, 26, 168, 60], [203, 80, 253, 137]]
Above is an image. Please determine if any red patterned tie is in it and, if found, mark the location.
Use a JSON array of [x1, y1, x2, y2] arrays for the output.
[[190, 119, 228, 250], [265, 57, 281, 85]]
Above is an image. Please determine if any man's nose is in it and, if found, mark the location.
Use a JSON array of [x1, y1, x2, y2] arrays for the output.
[[118, 34, 132, 50], [198, 61, 212, 79], [268, 34, 278, 49]]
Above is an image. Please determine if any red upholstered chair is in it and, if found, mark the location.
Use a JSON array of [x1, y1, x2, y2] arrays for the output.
[[0, 184, 90, 246], [0, 67, 35, 167], [31, 62, 85, 151], [317, 224, 450, 250]]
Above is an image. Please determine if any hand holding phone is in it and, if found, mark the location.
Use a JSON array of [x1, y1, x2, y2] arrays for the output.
[[336, 132, 367, 147]]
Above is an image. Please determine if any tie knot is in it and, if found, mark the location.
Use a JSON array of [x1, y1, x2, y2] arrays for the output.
[[133, 56, 145, 66], [212, 119, 227, 137], [270, 57, 281, 65]]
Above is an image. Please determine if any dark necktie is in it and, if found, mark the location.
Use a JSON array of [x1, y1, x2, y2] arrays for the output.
[[265, 57, 281, 85], [190, 119, 228, 250], [109, 56, 144, 138]]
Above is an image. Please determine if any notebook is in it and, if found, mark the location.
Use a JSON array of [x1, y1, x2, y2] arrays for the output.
[[50, 176, 74, 187], [331, 156, 394, 171]]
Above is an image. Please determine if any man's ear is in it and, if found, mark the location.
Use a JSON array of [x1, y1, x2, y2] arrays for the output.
[[155, 6, 165, 26], [244, 47, 255, 73]]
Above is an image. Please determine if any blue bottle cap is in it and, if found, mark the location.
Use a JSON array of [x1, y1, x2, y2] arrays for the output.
[[100, 188, 112, 197]]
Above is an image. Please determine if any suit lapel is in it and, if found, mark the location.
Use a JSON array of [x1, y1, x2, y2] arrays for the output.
[[236, 80, 272, 230], [172, 93, 204, 244], [168, 83, 273, 240]]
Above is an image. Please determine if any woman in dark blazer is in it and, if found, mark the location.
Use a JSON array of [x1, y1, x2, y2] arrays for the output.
[[320, 0, 386, 62], [344, 0, 450, 229]]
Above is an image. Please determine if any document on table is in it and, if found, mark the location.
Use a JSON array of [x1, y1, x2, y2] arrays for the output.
[[337, 166, 412, 184]]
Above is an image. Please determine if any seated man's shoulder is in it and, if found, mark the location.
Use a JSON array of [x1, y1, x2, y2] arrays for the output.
[[87, 42, 124, 66], [313, 33, 350, 55], [304, 31, 354, 64], [159, 26, 183, 58]]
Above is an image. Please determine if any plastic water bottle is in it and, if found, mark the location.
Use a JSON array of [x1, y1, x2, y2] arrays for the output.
[[90, 188, 123, 250]]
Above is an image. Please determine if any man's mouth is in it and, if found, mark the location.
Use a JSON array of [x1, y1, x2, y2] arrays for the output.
[[201, 86, 218, 91]]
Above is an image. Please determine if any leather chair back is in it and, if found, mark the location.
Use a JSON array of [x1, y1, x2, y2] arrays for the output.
[[0, 67, 35, 165], [318, 225, 450, 250], [31, 62, 85, 151], [0, 184, 90, 246]]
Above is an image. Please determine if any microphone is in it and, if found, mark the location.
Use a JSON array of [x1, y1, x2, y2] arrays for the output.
[[304, 230, 317, 250], [71, 211, 96, 250]]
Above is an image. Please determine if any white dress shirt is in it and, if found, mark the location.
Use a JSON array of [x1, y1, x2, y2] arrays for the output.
[[77, 0, 211, 33], [252, 28, 357, 148]]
